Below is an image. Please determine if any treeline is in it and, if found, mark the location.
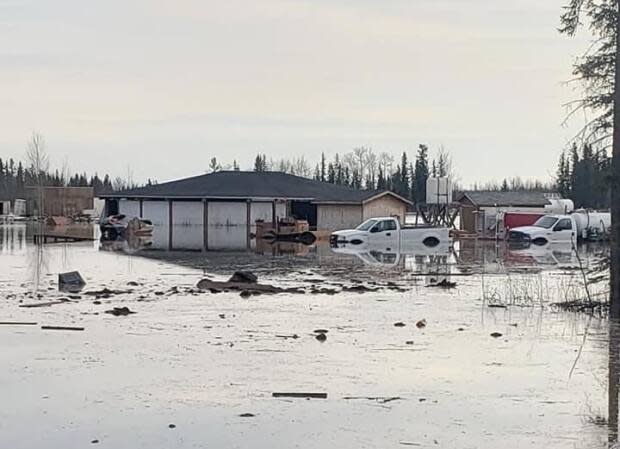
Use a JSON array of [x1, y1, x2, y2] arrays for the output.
[[0, 156, 149, 200], [556, 144, 610, 209], [469, 178, 555, 192], [251, 145, 456, 204]]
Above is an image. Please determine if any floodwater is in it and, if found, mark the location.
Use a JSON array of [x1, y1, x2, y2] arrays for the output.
[[0, 223, 617, 449]]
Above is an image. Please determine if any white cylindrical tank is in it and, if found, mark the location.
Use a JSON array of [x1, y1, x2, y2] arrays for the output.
[[544, 198, 574, 214], [571, 210, 611, 237]]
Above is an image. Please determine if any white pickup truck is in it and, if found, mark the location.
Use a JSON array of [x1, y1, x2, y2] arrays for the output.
[[508, 212, 611, 246], [330, 217, 450, 250]]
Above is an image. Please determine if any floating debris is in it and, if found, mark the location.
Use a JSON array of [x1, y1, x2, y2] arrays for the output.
[[315, 333, 327, 342], [41, 325, 85, 331], [105, 307, 136, 317], [58, 271, 86, 293], [272, 392, 327, 399]]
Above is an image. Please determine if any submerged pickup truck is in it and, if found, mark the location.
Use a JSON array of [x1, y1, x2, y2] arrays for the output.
[[508, 212, 611, 246], [330, 217, 450, 249]]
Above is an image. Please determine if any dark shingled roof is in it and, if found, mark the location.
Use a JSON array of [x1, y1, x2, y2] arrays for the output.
[[458, 191, 552, 207], [99, 171, 410, 204]]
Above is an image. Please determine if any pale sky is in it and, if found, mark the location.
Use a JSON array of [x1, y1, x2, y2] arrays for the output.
[[0, 0, 591, 186]]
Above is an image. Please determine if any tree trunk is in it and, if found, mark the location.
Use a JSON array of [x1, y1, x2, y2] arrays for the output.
[[611, 1, 620, 319]]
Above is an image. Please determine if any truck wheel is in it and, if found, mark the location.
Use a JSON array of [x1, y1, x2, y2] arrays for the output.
[[423, 237, 440, 248]]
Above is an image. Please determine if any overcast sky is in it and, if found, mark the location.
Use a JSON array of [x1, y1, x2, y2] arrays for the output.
[[0, 0, 591, 186]]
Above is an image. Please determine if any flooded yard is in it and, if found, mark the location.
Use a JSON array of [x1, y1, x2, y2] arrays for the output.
[[0, 224, 616, 448]]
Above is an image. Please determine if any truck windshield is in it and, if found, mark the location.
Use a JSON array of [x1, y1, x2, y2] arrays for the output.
[[356, 219, 378, 231], [534, 216, 558, 229]]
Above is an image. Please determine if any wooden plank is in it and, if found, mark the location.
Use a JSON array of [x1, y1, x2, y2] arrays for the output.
[[272, 392, 327, 399], [0, 321, 38, 326], [41, 325, 84, 331]]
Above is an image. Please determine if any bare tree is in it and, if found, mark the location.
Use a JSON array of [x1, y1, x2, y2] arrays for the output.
[[25, 132, 49, 218], [378, 152, 394, 177], [352, 147, 368, 183], [293, 156, 311, 178], [364, 148, 379, 189]]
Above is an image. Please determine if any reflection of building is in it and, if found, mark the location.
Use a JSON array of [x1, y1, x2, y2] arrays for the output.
[[99, 171, 412, 251], [25, 186, 94, 217], [0, 198, 26, 216]]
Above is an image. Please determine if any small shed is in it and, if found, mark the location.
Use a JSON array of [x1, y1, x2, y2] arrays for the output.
[[457, 191, 553, 237]]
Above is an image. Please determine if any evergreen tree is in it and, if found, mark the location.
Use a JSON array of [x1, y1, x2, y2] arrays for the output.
[[413, 144, 429, 204], [327, 163, 336, 184], [320, 152, 326, 182], [501, 179, 509, 192]]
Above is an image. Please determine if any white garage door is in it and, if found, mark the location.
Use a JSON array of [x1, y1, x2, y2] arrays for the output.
[[119, 200, 140, 217]]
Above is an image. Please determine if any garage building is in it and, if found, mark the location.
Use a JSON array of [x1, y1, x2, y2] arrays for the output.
[[99, 171, 412, 250]]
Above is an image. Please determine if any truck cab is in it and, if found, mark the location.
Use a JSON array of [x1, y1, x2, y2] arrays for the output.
[[508, 215, 576, 246]]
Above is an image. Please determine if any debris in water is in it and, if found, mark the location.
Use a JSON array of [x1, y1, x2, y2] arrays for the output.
[[427, 279, 457, 289], [197, 278, 296, 295], [41, 325, 85, 331], [0, 321, 37, 326], [83, 288, 132, 297], [168, 424, 176, 429], [343, 396, 402, 403], [342, 285, 377, 293], [313, 329, 329, 334], [490, 332, 503, 338], [276, 334, 299, 339], [315, 333, 327, 342], [406, 341, 414, 345], [416, 319, 427, 329], [488, 304, 508, 309], [229, 271, 258, 284], [127, 281, 140, 286], [272, 392, 327, 399], [105, 307, 136, 317], [394, 322, 406, 327], [19, 299, 70, 308], [58, 271, 86, 293], [91, 439, 99, 444], [239, 413, 256, 418]]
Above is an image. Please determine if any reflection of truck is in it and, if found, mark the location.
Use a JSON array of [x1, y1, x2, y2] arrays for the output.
[[330, 217, 450, 250], [508, 211, 611, 246]]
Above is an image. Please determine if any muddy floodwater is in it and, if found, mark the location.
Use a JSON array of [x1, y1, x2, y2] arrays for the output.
[[0, 224, 618, 448]]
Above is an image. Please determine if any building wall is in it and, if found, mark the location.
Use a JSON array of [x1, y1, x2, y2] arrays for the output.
[[26, 187, 94, 216], [317, 204, 363, 231], [459, 201, 548, 235], [362, 195, 407, 222]]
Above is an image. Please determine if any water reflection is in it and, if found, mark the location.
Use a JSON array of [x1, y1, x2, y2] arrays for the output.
[[0, 224, 27, 254], [610, 321, 620, 445]]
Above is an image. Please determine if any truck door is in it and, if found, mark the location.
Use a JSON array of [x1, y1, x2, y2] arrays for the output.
[[368, 219, 398, 250], [551, 218, 574, 243]]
